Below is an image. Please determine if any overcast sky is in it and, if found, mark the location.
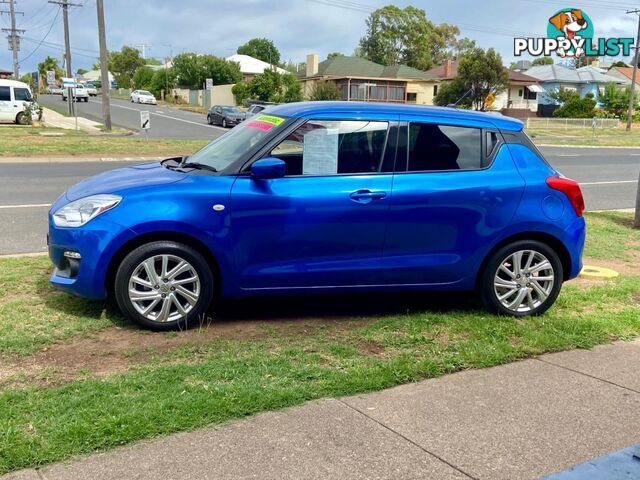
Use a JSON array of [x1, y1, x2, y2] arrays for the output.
[[2, 0, 638, 76]]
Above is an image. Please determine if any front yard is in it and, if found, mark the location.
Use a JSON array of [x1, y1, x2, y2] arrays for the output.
[[0, 212, 638, 474], [527, 126, 640, 147]]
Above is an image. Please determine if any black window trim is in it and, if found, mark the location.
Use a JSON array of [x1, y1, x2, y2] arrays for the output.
[[240, 117, 397, 178], [393, 121, 502, 174]]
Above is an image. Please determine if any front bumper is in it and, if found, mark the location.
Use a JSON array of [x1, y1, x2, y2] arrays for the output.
[[48, 212, 135, 300], [139, 98, 157, 104]]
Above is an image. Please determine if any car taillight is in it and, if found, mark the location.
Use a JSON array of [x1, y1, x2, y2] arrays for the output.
[[546, 176, 585, 217]]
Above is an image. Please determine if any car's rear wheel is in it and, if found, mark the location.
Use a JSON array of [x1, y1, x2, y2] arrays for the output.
[[480, 240, 563, 316], [114, 241, 214, 331], [222, 118, 227, 128]]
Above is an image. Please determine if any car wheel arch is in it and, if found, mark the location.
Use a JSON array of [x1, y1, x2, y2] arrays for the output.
[[105, 230, 222, 297], [475, 231, 572, 289]]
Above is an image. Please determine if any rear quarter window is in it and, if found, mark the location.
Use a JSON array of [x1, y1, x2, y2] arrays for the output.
[[407, 123, 482, 171]]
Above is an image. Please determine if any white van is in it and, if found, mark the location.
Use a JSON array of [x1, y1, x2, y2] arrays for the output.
[[0, 79, 39, 124]]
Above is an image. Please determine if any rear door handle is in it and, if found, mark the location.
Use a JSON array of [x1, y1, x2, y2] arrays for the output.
[[349, 189, 387, 204]]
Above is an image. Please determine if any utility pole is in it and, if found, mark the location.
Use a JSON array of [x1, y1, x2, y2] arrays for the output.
[[48, 0, 80, 113], [135, 43, 152, 59], [626, 9, 640, 132], [0, 0, 25, 79], [96, 0, 111, 131]]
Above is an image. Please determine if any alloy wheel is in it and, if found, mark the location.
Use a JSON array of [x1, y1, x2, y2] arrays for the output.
[[493, 249, 555, 313], [128, 254, 201, 323]]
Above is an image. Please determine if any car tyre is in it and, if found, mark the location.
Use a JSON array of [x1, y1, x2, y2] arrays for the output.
[[479, 240, 563, 317], [207, 115, 211, 125], [114, 241, 215, 331], [222, 118, 227, 128], [15, 112, 24, 125]]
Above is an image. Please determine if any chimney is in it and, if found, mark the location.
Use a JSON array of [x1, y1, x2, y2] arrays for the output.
[[444, 59, 453, 78], [306, 53, 319, 77]]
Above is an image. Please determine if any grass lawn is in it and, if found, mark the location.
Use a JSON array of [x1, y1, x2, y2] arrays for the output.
[[527, 127, 640, 147], [0, 212, 638, 473], [0, 126, 208, 157]]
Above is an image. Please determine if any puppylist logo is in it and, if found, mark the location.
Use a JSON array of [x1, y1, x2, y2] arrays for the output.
[[514, 8, 635, 58]]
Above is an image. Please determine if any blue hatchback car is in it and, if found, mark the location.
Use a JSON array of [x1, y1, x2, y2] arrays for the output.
[[48, 102, 585, 330]]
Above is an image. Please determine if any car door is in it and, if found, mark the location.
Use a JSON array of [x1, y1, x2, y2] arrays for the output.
[[214, 106, 223, 124], [382, 119, 525, 286], [0, 86, 13, 122], [230, 118, 399, 289]]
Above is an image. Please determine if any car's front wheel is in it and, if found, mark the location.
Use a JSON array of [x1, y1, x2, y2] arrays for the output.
[[114, 241, 214, 330], [480, 240, 563, 317], [222, 118, 227, 128]]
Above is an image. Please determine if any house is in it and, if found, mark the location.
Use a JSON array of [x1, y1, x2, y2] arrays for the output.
[[82, 69, 115, 84], [423, 59, 542, 116], [226, 54, 287, 81], [300, 54, 440, 104], [0, 68, 12, 79], [524, 64, 625, 116], [606, 66, 640, 86]]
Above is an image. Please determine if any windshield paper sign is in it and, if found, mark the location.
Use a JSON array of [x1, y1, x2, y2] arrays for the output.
[[514, 8, 634, 58]]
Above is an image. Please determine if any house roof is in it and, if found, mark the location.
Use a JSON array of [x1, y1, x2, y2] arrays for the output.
[[525, 64, 624, 84], [226, 54, 287, 75], [423, 59, 538, 84], [608, 66, 640, 85], [307, 55, 439, 81]]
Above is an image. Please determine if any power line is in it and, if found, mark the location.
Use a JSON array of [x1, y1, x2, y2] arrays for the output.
[[17, 5, 60, 65], [0, 0, 25, 78]]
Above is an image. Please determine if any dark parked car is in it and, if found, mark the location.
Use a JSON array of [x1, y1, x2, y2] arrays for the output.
[[207, 105, 246, 128]]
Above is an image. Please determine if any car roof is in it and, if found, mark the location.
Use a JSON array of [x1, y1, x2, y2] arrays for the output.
[[266, 101, 524, 131], [0, 79, 30, 89]]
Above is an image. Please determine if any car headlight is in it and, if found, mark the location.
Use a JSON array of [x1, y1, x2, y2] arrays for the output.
[[53, 194, 121, 227]]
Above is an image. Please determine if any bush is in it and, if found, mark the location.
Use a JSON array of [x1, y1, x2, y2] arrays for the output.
[[308, 81, 341, 101], [552, 92, 596, 118]]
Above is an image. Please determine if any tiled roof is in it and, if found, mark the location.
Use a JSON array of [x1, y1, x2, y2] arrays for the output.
[[424, 59, 538, 83], [309, 56, 439, 81], [525, 64, 624, 84]]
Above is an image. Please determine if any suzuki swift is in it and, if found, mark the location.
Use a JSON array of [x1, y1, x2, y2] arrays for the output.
[[49, 102, 585, 330]]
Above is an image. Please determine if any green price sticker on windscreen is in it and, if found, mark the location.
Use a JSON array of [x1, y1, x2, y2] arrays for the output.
[[254, 114, 284, 126]]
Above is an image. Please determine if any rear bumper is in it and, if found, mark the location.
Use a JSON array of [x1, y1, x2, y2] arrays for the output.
[[564, 215, 586, 280]]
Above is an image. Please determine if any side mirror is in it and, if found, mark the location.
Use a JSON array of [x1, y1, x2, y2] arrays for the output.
[[251, 158, 286, 179]]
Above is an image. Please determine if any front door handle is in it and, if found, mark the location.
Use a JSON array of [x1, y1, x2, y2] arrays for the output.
[[349, 189, 387, 204]]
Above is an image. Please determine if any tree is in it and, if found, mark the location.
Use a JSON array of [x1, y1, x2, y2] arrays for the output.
[[532, 57, 554, 66], [76, 68, 88, 75], [327, 52, 344, 60], [552, 91, 596, 118], [433, 78, 470, 107], [309, 81, 341, 101], [145, 57, 162, 66], [149, 67, 176, 98], [237, 38, 280, 65], [132, 66, 155, 90], [612, 61, 628, 68], [37, 56, 63, 81], [234, 70, 303, 103], [359, 5, 458, 70], [19, 73, 35, 89], [279, 73, 302, 103], [453, 38, 476, 60], [108, 46, 145, 88], [508, 62, 518, 70], [599, 84, 638, 118], [172, 53, 242, 89], [455, 47, 508, 110]]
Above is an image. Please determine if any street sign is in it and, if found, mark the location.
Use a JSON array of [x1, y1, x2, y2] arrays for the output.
[[140, 111, 150, 130], [205, 78, 213, 90], [61, 77, 75, 88], [46, 70, 56, 86], [485, 92, 496, 109]]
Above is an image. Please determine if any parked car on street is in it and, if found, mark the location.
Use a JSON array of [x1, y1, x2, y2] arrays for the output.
[[130, 90, 157, 105], [48, 102, 586, 330], [61, 83, 89, 102], [246, 104, 266, 117], [207, 105, 246, 127], [47, 85, 64, 95], [84, 83, 98, 96], [0, 79, 41, 124]]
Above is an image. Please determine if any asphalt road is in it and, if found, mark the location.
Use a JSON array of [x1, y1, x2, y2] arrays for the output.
[[36, 94, 226, 140], [0, 146, 638, 255]]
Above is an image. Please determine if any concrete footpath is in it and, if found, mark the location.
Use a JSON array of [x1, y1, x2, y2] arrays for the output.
[[5, 340, 640, 480]]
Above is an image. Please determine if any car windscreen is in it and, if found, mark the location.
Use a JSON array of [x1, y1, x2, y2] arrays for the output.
[[139, 91, 152, 96], [185, 114, 287, 171], [14, 88, 32, 101], [222, 107, 241, 113]]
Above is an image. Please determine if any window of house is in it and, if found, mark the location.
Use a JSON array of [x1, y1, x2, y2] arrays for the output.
[[518, 89, 523, 97], [0, 86, 10, 101], [406, 92, 417, 103], [433, 85, 438, 96], [523, 87, 537, 100], [269, 120, 389, 176], [14, 88, 31, 101], [407, 123, 482, 172]]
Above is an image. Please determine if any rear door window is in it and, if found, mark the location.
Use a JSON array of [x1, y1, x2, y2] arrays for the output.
[[407, 123, 482, 171], [0, 86, 10, 101]]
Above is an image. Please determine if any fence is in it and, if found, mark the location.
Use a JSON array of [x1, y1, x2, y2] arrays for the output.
[[525, 118, 620, 129], [171, 85, 235, 109]]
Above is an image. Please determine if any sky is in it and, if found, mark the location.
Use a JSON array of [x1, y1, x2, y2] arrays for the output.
[[2, 0, 639, 76]]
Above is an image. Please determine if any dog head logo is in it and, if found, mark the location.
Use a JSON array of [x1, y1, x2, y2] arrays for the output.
[[547, 8, 593, 57]]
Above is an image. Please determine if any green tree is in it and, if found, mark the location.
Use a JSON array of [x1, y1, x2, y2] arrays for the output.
[[172, 53, 242, 89], [108, 46, 145, 88], [532, 57, 554, 66], [508, 62, 518, 70], [234, 71, 303, 103], [37, 56, 63, 81], [149, 67, 176, 98], [145, 57, 162, 66], [19, 73, 35, 89], [237, 38, 280, 64], [279, 73, 302, 103], [76, 68, 88, 75], [433, 78, 470, 107], [132, 66, 155, 90], [359, 5, 458, 70], [456, 47, 508, 110], [327, 52, 344, 60], [453, 37, 476, 60], [308, 81, 342, 101], [599, 84, 638, 118], [552, 92, 596, 118], [612, 61, 628, 68]]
